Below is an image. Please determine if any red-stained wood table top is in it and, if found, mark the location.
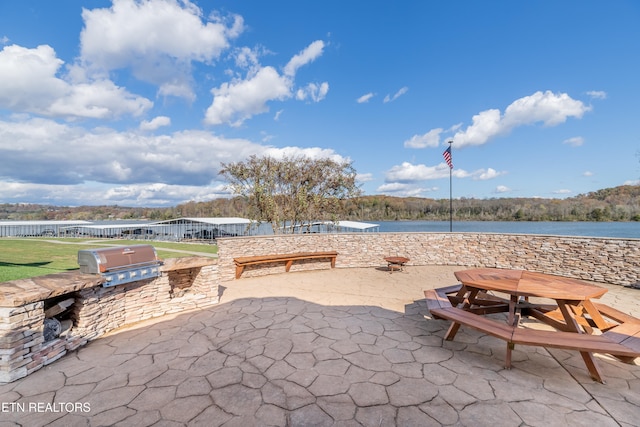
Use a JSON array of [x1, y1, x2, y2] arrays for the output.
[[454, 268, 608, 301]]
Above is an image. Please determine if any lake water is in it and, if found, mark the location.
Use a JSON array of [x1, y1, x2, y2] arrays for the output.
[[374, 221, 640, 239]]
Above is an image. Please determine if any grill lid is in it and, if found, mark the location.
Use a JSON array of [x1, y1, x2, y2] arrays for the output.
[[78, 245, 161, 274]]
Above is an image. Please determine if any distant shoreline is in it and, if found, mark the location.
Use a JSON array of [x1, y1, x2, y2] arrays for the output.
[[375, 220, 640, 239]]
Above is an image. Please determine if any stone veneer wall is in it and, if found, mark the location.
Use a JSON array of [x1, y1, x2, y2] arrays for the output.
[[0, 259, 218, 383], [72, 263, 219, 340], [216, 232, 640, 286]]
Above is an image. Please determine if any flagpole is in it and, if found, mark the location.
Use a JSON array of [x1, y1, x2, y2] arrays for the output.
[[448, 140, 453, 232]]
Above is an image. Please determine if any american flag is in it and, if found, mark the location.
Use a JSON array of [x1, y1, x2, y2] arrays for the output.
[[443, 146, 453, 169]]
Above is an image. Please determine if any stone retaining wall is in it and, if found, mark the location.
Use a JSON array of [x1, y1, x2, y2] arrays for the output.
[[0, 258, 218, 383], [216, 232, 640, 286]]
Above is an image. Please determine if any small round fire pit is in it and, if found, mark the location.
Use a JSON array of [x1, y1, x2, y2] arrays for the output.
[[384, 256, 409, 273]]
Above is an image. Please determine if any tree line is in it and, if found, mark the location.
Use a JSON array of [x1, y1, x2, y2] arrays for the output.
[[2, 184, 639, 222]]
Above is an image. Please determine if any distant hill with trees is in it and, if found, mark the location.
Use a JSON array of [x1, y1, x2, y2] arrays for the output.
[[2, 185, 639, 222]]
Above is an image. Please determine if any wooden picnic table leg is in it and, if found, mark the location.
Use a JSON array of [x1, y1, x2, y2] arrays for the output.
[[581, 299, 611, 331], [444, 322, 462, 341], [557, 300, 606, 383], [460, 288, 479, 309], [568, 304, 594, 334], [507, 295, 520, 326], [444, 287, 478, 341], [504, 294, 521, 369], [506, 342, 514, 369]]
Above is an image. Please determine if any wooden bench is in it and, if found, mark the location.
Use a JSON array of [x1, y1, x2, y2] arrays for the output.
[[427, 303, 640, 362], [424, 285, 459, 314], [593, 302, 640, 325], [429, 306, 516, 342], [234, 251, 337, 279], [511, 326, 640, 359], [602, 322, 640, 363]]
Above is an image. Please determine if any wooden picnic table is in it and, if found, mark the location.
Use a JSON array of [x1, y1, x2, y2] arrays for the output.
[[454, 268, 610, 328], [425, 268, 640, 383]]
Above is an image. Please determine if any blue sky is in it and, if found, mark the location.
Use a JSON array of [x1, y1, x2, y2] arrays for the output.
[[0, 0, 638, 207]]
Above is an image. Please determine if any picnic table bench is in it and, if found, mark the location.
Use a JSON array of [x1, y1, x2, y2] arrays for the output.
[[424, 269, 640, 383], [234, 251, 337, 279]]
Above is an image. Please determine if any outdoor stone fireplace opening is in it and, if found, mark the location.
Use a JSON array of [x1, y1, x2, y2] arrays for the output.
[[42, 294, 75, 341]]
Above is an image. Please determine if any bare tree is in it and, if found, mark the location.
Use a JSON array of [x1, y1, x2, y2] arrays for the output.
[[220, 155, 361, 233]]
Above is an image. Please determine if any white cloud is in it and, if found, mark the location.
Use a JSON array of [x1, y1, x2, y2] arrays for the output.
[[583, 171, 594, 177], [356, 173, 374, 182], [204, 39, 327, 126], [283, 40, 325, 77], [0, 116, 346, 206], [0, 44, 153, 119], [448, 123, 463, 133], [376, 182, 437, 197], [494, 185, 511, 193], [377, 182, 412, 192], [234, 46, 264, 70], [383, 86, 408, 103], [0, 45, 66, 109], [2, 4, 328, 128], [404, 128, 443, 148], [79, 0, 244, 99], [587, 90, 607, 99], [296, 82, 329, 102], [0, 5, 336, 207], [259, 131, 274, 143], [0, 180, 231, 207], [429, 91, 591, 148], [157, 81, 196, 101], [384, 161, 471, 182], [205, 66, 291, 126], [385, 162, 444, 182], [103, 182, 230, 205], [503, 91, 588, 127], [383, 162, 503, 193], [623, 179, 640, 186], [357, 93, 375, 103], [0, 117, 257, 185], [48, 80, 152, 118], [452, 109, 503, 147], [263, 146, 347, 163], [474, 168, 506, 180], [563, 136, 584, 147], [140, 116, 171, 131], [553, 189, 572, 195]]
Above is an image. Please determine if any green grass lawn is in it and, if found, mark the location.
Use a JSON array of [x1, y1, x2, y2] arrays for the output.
[[0, 238, 217, 282]]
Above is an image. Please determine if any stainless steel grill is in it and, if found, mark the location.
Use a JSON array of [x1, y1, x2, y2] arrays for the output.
[[78, 245, 162, 287]]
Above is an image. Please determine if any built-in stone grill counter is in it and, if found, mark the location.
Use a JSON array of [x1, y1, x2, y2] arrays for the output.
[[0, 256, 218, 383]]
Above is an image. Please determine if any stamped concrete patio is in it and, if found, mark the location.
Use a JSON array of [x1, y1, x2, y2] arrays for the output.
[[0, 266, 638, 426]]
